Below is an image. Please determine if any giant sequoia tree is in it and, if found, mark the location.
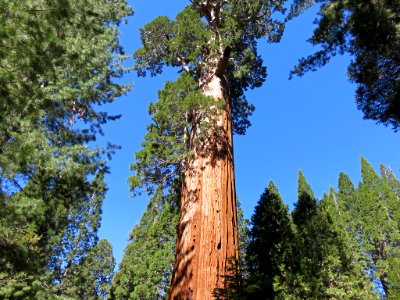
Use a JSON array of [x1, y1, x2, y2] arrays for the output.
[[129, 1, 285, 298]]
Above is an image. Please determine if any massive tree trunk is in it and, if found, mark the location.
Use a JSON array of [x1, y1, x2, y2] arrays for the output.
[[169, 70, 239, 299]]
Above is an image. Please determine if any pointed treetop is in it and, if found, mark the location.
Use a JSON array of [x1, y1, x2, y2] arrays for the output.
[[360, 157, 381, 186], [380, 164, 400, 198], [256, 180, 286, 209], [338, 172, 355, 196], [293, 170, 317, 225], [267, 180, 280, 196], [298, 170, 315, 199], [252, 180, 288, 227]]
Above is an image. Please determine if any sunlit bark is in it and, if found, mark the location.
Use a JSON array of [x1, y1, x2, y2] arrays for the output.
[[169, 70, 239, 299]]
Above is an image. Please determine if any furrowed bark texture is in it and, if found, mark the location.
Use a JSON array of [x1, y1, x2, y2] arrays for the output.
[[169, 73, 239, 300]]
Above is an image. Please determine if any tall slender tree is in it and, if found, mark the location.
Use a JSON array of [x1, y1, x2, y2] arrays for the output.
[[292, 170, 318, 227], [320, 189, 378, 299], [334, 173, 379, 299], [246, 181, 294, 299], [129, 1, 285, 298], [334, 159, 400, 298], [357, 158, 400, 297]]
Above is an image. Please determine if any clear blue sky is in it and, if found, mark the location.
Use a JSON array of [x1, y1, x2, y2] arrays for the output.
[[97, 0, 400, 265]]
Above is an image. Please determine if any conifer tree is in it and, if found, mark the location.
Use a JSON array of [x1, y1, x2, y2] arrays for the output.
[[109, 183, 180, 300], [292, 170, 318, 227], [246, 181, 294, 299], [380, 165, 400, 201], [357, 158, 400, 297], [288, 171, 363, 299], [285, 171, 319, 298], [236, 162, 399, 299], [320, 189, 378, 299], [59, 239, 116, 300], [333, 173, 380, 299], [0, 0, 132, 298], [333, 159, 400, 298], [336, 173, 372, 283], [128, 1, 286, 298]]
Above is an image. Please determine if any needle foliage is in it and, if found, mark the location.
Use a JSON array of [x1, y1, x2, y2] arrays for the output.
[[0, 0, 132, 298]]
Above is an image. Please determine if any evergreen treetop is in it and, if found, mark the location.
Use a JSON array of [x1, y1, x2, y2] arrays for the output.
[[292, 170, 318, 226]]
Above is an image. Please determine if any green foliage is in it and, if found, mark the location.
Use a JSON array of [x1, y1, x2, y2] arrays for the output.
[[109, 182, 180, 300], [59, 239, 116, 300], [129, 74, 218, 194], [288, 171, 377, 299], [243, 170, 380, 299], [0, 0, 132, 298], [246, 181, 294, 299], [289, 0, 400, 130], [134, 7, 209, 77], [292, 170, 318, 227], [356, 158, 400, 297]]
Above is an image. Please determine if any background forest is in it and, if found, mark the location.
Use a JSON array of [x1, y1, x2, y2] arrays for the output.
[[1, 0, 399, 299]]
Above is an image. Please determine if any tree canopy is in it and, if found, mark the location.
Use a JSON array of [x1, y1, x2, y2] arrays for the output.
[[289, 0, 400, 130], [0, 0, 132, 298]]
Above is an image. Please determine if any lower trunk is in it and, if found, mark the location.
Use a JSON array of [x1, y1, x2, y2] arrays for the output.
[[169, 74, 239, 300]]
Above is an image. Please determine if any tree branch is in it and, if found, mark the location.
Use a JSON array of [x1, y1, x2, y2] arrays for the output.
[[176, 54, 191, 73], [215, 45, 232, 77]]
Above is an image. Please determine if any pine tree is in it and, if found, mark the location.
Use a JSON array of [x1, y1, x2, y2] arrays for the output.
[[281, 171, 318, 298], [333, 159, 400, 298], [357, 158, 400, 297], [380, 165, 400, 202], [292, 170, 318, 227], [288, 171, 364, 299], [332, 173, 380, 299], [0, 0, 132, 298], [320, 189, 378, 299], [380, 165, 400, 298], [128, 1, 286, 298], [246, 181, 294, 299], [109, 183, 180, 300]]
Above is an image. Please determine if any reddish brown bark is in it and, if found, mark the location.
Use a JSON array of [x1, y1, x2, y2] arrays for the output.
[[169, 73, 239, 300]]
